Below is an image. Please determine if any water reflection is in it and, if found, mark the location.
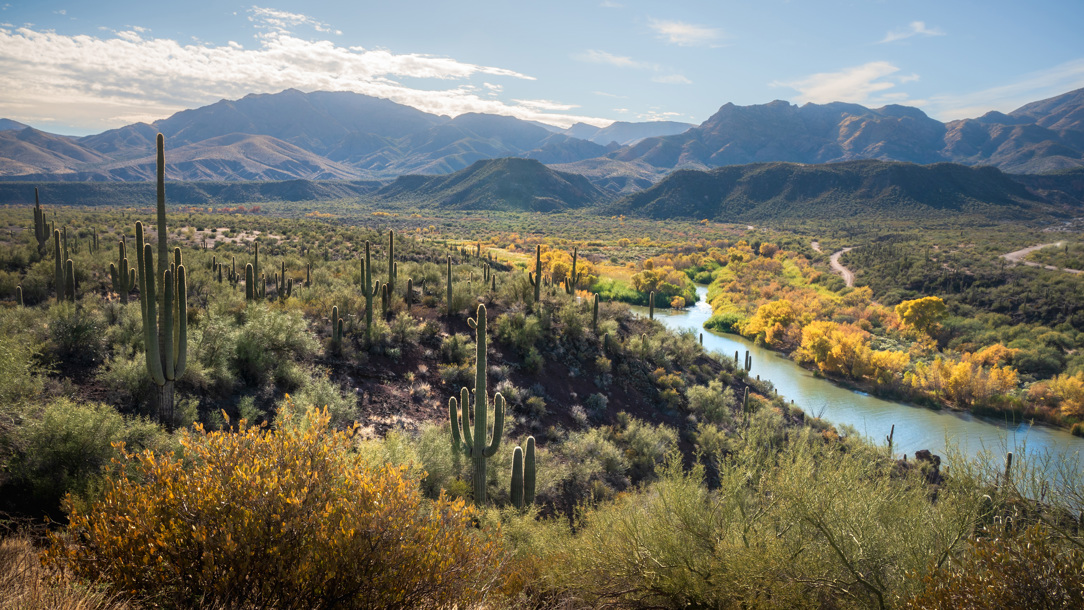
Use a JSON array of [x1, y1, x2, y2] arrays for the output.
[[632, 286, 1083, 473]]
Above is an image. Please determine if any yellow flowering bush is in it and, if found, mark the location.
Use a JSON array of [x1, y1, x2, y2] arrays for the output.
[[47, 407, 509, 609]]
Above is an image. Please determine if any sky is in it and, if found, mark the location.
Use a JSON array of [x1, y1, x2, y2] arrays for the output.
[[1, 0, 1082, 136]]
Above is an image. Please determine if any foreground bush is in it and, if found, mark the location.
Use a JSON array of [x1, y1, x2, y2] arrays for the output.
[[48, 407, 510, 609]]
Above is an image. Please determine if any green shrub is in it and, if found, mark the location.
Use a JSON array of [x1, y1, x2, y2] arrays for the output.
[[686, 380, 734, 425], [5, 399, 167, 516]]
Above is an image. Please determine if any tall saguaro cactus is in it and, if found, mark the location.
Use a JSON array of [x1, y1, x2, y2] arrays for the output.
[[53, 229, 63, 303], [33, 187, 48, 256], [564, 247, 578, 294], [138, 134, 187, 427], [449, 304, 505, 506], [446, 255, 453, 315], [528, 245, 542, 303], [110, 238, 136, 303], [362, 240, 380, 336], [387, 229, 396, 285], [510, 436, 537, 509]]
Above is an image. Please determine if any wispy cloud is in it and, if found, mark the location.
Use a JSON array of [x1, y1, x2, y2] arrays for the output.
[[0, 13, 612, 131], [879, 21, 944, 44], [774, 61, 915, 105], [925, 57, 1084, 120], [248, 6, 341, 35], [576, 49, 658, 70], [599, 0, 623, 7], [648, 19, 722, 47], [575, 50, 690, 84], [652, 74, 691, 85]]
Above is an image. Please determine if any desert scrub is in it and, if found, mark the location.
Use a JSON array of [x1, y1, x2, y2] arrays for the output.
[[47, 407, 511, 609]]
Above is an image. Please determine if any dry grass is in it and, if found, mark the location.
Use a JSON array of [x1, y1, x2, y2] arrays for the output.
[[0, 531, 134, 610]]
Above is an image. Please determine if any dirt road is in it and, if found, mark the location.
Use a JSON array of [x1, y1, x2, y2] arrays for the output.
[[1001, 242, 1082, 275]]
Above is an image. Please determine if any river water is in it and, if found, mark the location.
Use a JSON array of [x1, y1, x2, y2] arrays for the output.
[[635, 287, 1083, 473]]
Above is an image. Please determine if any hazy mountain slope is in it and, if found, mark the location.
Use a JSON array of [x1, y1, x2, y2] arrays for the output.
[[561, 120, 694, 146], [0, 179, 382, 206], [0, 128, 109, 176], [607, 89, 1084, 174], [608, 160, 1067, 221], [0, 119, 30, 132], [377, 157, 609, 211]]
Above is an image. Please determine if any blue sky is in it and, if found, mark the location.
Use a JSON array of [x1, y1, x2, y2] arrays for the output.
[[1, 0, 1082, 135]]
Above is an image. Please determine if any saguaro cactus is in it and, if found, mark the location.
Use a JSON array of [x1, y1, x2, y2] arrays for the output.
[[245, 264, 255, 301], [33, 187, 48, 256], [138, 134, 187, 426], [510, 436, 537, 509], [331, 306, 344, 346], [15, 285, 23, 307], [592, 293, 600, 333], [649, 291, 655, 320], [110, 238, 136, 303], [564, 247, 578, 295], [387, 229, 396, 285], [53, 229, 63, 303], [449, 304, 505, 506], [446, 255, 453, 316], [362, 241, 380, 336], [63, 258, 76, 302], [528, 245, 542, 303]]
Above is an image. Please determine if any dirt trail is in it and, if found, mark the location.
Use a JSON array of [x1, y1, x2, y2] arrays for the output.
[[830, 248, 856, 287], [1001, 242, 1083, 275]]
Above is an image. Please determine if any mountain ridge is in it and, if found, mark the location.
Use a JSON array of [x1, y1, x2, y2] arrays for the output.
[[2, 87, 1084, 183]]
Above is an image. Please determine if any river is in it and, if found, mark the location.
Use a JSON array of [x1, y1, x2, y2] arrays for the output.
[[635, 287, 1083, 473]]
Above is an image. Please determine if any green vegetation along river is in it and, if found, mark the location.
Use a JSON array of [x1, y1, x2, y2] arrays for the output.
[[637, 286, 1084, 473]]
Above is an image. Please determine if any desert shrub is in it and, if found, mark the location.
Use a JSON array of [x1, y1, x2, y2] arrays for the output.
[[389, 311, 422, 345], [47, 409, 510, 609], [233, 304, 317, 386], [277, 371, 357, 428], [584, 392, 609, 421], [440, 333, 472, 364], [686, 380, 734, 425], [904, 523, 1084, 609], [5, 399, 167, 516], [45, 302, 105, 367], [494, 310, 541, 354], [612, 416, 678, 482], [546, 433, 984, 609]]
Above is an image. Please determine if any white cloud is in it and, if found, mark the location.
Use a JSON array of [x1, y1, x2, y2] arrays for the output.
[[926, 57, 1084, 120], [775, 61, 914, 105], [0, 21, 612, 130], [576, 49, 657, 70], [648, 19, 722, 47], [248, 6, 338, 35], [653, 74, 691, 85], [879, 21, 944, 44], [637, 110, 683, 121], [512, 99, 579, 112]]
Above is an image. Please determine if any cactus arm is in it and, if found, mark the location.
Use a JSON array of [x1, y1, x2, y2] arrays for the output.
[[141, 244, 165, 386], [524, 436, 536, 505], [156, 134, 168, 281], [174, 265, 187, 379], [135, 222, 146, 317], [449, 396, 463, 451], [162, 268, 175, 380], [510, 446, 524, 509], [460, 387, 473, 452], [484, 393, 504, 458], [53, 230, 62, 303]]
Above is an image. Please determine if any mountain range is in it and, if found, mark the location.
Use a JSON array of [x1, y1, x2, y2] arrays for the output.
[[2, 87, 1084, 186]]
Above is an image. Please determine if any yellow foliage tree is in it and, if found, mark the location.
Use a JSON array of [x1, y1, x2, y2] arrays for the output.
[[1028, 372, 1084, 418], [742, 299, 796, 347], [895, 296, 947, 337], [48, 407, 509, 609]]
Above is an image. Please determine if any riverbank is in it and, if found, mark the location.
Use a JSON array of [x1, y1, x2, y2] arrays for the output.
[[637, 287, 1084, 469]]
